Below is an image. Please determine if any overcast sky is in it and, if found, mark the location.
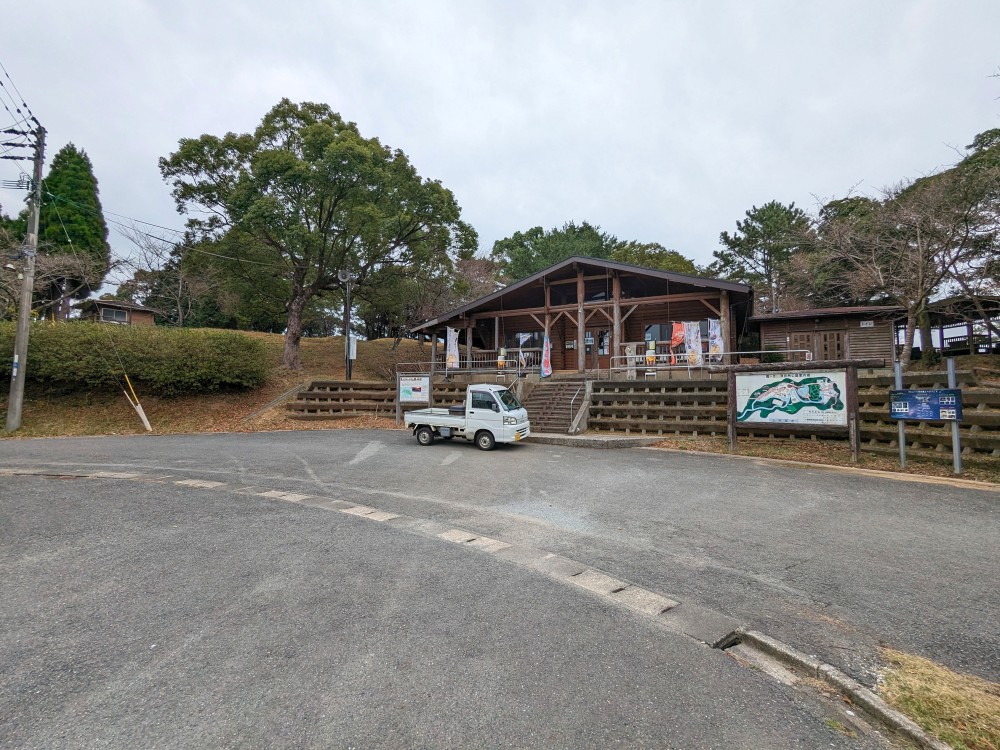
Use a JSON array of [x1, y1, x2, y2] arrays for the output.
[[2, 0, 999, 279]]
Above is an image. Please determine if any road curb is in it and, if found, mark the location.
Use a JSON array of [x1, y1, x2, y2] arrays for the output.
[[641, 445, 1000, 492], [717, 628, 951, 750], [528, 433, 662, 449]]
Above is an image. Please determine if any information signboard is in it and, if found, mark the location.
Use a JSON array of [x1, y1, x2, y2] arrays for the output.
[[735, 369, 848, 426], [889, 389, 962, 422], [399, 376, 431, 403]]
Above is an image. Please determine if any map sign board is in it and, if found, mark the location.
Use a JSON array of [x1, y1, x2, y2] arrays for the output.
[[735, 370, 848, 426], [399, 376, 431, 403], [889, 389, 962, 422]]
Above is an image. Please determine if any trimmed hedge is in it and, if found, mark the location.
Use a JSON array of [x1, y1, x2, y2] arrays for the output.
[[0, 322, 270, 396]]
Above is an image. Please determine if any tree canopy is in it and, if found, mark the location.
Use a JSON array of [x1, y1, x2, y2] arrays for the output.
[[709, 200, 812, 313], [803, 131, 1000, 366], [490, 221, 619, 280], [159, 99, 477, 368], [490, 221, 699, 282], [38, 144, 111, 316]]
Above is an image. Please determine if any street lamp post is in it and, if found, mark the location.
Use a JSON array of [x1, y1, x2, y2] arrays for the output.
[[338, 270, 355, 380]]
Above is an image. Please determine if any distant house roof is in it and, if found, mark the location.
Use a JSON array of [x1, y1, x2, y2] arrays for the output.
[[74, 299, 163, 314], [750, 305, 905, 322], [412, 255, 752, 333]]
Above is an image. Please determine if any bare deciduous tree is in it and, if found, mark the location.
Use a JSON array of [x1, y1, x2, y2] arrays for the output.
[[818, 166, 998, 368]]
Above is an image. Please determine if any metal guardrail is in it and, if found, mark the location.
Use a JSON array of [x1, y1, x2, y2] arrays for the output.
[[605, 349, 813, 379], [396, 351, 541, 379]]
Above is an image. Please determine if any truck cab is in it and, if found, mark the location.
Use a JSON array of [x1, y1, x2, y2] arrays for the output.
[[403, 384, 530, 450]]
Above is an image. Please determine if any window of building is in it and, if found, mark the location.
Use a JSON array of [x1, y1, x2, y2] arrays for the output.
[[100, 307, 128, 324]]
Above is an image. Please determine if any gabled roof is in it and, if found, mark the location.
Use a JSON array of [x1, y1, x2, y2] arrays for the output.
[[751, 305, 905, 322], [412, 255, 752, 332], [74, 299, 162, 314]]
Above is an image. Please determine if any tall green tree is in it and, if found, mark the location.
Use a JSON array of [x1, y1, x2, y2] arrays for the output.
[[160, 99, 476, 369], [710, 201, 812, 313], [38, 144, 110, 317], [490, 221, 618, 281], [610, 241, 699, 274]]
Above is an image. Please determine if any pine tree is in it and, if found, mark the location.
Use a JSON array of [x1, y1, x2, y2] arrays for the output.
[[38, 144, 110, 317]]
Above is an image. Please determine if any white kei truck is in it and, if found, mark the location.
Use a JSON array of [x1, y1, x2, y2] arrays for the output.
[[403, 383, 530, 450]]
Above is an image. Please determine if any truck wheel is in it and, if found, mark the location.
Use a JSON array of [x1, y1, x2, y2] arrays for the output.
[[475, 430, 496, 451], [416, 426, 434, 446]]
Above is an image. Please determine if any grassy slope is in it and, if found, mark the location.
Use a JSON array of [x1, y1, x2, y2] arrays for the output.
[[1, 333, 426, 438]]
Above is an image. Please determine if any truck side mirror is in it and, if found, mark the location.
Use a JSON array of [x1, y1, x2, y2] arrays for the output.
[[491, 403, 499, 412]]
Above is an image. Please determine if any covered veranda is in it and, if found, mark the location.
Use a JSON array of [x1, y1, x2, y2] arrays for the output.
[[409, 256, 754, 378]]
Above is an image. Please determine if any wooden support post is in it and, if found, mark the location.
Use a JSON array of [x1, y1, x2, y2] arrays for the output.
[[612, 273, 622, 375], [577, 267, 585, 373], [719, 290, 731, 355], [544, 281, 552, 371], [429, 332, 437, 408], [465, 320, 473, 369], [727, 367, 737, 451]]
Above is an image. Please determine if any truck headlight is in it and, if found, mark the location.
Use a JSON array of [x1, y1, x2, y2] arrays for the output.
[[504, 416, 518, 425]]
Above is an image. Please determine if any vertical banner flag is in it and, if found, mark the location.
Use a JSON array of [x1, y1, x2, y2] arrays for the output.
[[669, 322, 685, 365], [708, 319, 724, 361], [684, 321, 704, 366], [518, 332, 530, 368], [541, 333, 553, 378], [446, 327, 459, 369]]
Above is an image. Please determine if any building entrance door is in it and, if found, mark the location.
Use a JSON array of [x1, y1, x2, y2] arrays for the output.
[[585, 328, 611, 370]]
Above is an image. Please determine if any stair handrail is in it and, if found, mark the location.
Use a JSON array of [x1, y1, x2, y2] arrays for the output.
[[568, 385, 584, 429]]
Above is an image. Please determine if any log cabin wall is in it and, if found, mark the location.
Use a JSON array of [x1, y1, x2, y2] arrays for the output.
[[759, 316, 895, 362]]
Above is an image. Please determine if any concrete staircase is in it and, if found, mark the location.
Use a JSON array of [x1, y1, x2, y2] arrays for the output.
[[522, 380, 587, 434]]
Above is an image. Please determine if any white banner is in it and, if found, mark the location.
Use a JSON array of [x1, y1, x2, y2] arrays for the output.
[[708, 319, 724, 357], [446, 327, 459, 369], [684, 321, 703, 366], [735, 370, 847, 426]]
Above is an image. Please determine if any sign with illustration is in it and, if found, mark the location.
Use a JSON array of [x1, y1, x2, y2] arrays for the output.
[[889, 389, 962, 422], [399, 376, 430, 403], [735, 370, 847, 426]]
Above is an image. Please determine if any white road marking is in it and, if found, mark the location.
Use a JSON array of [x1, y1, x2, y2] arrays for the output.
[[438, 529, 478, 544], [349, 441, 384, 465], [440, 452, 462, 466], [258, 490, 311, 502], [175, 479, 225, 488], [466, 537, 512, 552]]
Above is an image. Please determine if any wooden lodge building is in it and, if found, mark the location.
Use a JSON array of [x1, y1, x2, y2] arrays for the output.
[[411, 256, 754, 375]]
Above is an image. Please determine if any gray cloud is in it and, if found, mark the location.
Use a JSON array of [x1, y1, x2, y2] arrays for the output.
[[3, 0, 998, 277]]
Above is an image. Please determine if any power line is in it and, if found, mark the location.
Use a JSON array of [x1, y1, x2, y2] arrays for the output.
[[43, 190, 292, 269], [0, 59, 40, 127]]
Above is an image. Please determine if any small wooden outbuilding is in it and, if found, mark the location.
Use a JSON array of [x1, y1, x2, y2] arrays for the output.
[[752, 305, 902, 362], [75, 299, 159, 326]]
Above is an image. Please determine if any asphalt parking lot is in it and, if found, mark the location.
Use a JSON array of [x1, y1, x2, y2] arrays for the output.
[[3, 428, 998, 747], [1, 472, 883, 749]]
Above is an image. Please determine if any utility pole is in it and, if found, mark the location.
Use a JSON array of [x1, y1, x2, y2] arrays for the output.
[[5, 125, 45, 432]]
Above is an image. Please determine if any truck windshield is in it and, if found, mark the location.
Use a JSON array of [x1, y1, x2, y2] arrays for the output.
[[497, 389, 522, 411]]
